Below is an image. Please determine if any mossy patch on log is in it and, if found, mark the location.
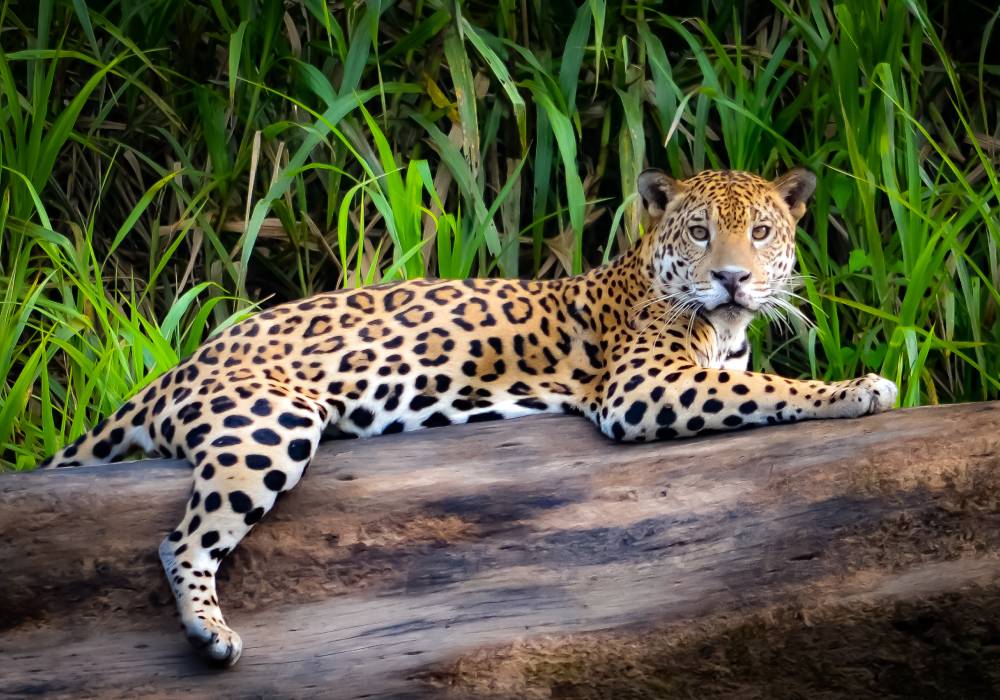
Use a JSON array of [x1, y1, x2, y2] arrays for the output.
[[430, 583, 1000, 699]]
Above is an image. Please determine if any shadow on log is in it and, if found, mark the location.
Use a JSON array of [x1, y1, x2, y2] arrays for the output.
[[2, 403, 999, 698]]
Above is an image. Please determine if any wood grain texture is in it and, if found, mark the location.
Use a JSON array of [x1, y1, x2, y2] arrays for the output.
[[2, 403, 999, 698]]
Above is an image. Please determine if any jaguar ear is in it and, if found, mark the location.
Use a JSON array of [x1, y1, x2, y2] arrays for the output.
[[772, 168, 816, 220], [638, 169, 682, 219]]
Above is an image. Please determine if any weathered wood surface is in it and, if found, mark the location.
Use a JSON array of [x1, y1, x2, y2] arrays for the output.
[[1, 402, 999, 698]]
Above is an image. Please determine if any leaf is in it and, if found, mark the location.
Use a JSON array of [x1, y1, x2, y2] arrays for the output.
[[459, 18, 527, 153], [443, 26, 480, 173], [847, 248, 872, 273], [525, 81, 585, 273]]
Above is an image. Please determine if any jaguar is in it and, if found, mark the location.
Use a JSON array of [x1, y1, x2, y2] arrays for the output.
[[40, 166, 897, 665]]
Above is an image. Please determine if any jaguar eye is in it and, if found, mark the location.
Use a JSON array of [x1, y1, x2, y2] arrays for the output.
[[689, 225, 710, 242], [752, 225, 772, 241]]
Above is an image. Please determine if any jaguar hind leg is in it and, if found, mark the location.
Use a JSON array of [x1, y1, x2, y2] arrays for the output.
[[158, 391, 325, 665]]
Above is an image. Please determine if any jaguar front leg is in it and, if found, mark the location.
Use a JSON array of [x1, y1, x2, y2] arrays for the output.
[[598, 364, 897, 442]]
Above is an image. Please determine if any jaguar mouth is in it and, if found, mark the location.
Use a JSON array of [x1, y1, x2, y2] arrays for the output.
[[700, 300, 757, 320], [706, 301, 753, 313]]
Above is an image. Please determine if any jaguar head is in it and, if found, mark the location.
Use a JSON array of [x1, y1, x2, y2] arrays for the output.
[[638, 167, 816, 325]]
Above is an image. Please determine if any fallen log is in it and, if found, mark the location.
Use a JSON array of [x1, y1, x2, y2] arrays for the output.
[[2, 402, 999, 698]]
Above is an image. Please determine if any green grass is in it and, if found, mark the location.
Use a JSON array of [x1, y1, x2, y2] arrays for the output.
[[1, 0, 998, 470]]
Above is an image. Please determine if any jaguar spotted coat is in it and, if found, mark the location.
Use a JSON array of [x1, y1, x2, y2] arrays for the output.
[[39, 167, 897, 665]]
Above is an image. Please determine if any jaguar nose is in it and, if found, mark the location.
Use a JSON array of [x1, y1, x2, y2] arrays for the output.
[[711, 268, 751, 300]]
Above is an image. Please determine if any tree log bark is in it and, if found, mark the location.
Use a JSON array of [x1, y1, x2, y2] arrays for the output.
[[2, 403, 999, 698]]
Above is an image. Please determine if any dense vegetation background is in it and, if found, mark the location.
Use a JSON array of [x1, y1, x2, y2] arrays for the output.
[[1, 0, 998, 469]]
